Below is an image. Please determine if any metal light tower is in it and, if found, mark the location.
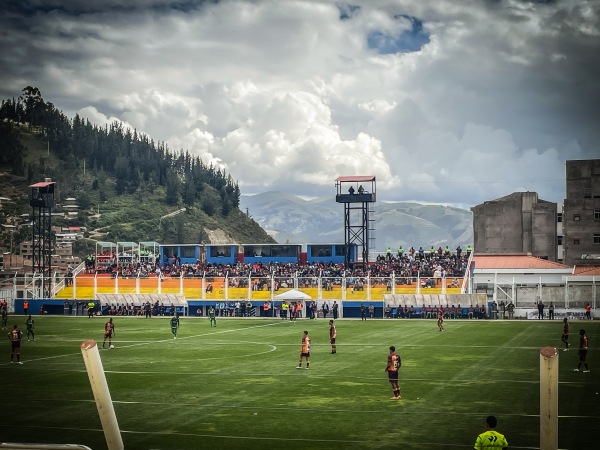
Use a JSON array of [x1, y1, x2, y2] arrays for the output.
[[335, 176, 376, 268], [30, 179, 55, 298]]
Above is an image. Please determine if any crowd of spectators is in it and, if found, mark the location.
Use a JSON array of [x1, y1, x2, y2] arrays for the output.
[[78, 246, 471, 291]]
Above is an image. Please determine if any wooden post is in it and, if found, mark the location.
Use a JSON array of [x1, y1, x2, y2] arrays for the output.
[[540, 346, 558, 450], [80, 340, 124, 450]]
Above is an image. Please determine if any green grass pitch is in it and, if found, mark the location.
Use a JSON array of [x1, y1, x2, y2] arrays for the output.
[[1, 316, 597, 449]]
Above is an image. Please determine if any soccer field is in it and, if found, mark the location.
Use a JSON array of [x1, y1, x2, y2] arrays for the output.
[[1, 316, 597, 450]]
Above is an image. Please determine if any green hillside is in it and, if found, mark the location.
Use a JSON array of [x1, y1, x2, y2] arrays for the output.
[[0, 87, 274, 256]]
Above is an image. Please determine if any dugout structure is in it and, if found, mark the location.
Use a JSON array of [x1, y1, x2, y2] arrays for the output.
[[335, 176, 376, 268]]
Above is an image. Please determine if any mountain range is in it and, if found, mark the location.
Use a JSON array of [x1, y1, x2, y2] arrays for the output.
[[239, 192, 473, 253]]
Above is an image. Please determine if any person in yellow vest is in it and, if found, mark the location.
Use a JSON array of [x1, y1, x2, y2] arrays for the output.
[[466, 245, 473, 258], [474, 416, 508, 449], [397, 246, 403, 258], [386, 247, 392, 260], [281, 301, 288, 320], [88, 301, 96, 318]]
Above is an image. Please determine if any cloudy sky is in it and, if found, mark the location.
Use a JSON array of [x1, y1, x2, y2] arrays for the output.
[[1, 0, 598, 206]]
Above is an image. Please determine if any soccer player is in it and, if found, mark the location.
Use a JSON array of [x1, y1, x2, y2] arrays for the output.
[[574, 329, 590, 372], [1, 303, 7, 329], [26, 315, 35, 341], [561, 318, 569, 351], [208, 306, 217, 327], [102, 318, 115, 348], [297, 330, 310, 369], [8, 324, 23, 364], [385, 345, 401, 400], [329, 320, 337, 354], [437, 308, 445, 332], [170, 314, 180, 339], [474, 415, 508, 449]]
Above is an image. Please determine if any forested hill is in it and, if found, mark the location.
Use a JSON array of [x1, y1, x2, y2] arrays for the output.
[[0, 86, 274, 254]]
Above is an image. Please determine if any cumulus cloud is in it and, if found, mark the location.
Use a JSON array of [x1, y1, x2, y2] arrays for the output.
[[0, 0, 597, 205]]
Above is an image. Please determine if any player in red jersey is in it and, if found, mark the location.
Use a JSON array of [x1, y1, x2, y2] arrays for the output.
[[102, 318, 115, 348], [574, 329, 590, 373], [297, 330, 310, 369], [329, 320, 337, 354], [437, 308, 445, 332], [8, 324, 23, 364], [385, 346, 402, 399], [561, 318, 569, 351]]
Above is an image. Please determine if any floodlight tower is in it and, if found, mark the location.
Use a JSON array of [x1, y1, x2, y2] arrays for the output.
[[335, 176, 376, 268], [30, 179, 55, 298]]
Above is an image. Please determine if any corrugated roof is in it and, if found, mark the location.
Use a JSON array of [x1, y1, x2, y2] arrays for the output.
[[335, 175, 376, 182], [473, 254, 571, 270], [573, 266, 600, 276]]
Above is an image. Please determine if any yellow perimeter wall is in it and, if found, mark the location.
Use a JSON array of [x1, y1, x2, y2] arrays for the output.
[[55, 276, 463, 300]]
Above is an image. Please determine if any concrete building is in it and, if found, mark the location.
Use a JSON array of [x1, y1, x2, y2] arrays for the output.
[[563, 159, 600, 266], [472, 192, 557, 261]]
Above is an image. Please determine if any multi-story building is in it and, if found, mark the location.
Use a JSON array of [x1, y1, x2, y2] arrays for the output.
[[563, 159, 600, 266], [472, 192, 557, 261]]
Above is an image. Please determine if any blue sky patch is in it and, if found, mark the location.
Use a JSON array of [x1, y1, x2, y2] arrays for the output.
[[368, 14, 430, 54]]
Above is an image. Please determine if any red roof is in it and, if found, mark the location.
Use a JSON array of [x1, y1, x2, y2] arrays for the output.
[[335, 175, 376, 182], [30, 181, 55, 187], [573, 266, 600, 276], [473, 254, 570, 270]]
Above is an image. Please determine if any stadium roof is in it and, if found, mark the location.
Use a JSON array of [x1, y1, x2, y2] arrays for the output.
[[472, 254, 570, 270]]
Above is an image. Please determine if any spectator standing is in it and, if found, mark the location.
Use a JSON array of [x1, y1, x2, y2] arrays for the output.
[[537, 301, 544, 320], [8, 324, 23, 363], [332, 301, 339, 320], [507, 302, 515, 320], [23, 300, 29, 315], [585, 303, 591, 320], [548, 302, 555, 320], [322, 302, 329, 319], [360, 304, 367, 320], [474, 416, 508, 449], [369, 304, 375, 318]]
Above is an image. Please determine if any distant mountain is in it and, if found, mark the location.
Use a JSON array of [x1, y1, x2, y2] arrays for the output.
[[239, 192, 473, 253]]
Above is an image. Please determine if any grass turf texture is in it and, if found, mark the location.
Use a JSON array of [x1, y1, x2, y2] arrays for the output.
[[1, 317, 597, 450]]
